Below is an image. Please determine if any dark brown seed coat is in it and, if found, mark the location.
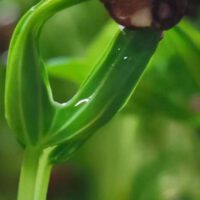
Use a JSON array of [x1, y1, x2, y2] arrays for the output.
[[101, 0, 188, 30]]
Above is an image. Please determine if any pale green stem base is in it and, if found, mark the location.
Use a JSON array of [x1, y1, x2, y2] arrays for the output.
[[17, 147, 52, 200]]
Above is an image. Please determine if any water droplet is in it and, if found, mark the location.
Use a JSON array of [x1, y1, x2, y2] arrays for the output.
[[123, 56, 128, 60], [75, 98, 91, 107]]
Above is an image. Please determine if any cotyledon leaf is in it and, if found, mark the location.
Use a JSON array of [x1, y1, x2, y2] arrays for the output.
[[48, 30, 161, 163], [5, 0, 91, 146], [5, 0, 160, 162]]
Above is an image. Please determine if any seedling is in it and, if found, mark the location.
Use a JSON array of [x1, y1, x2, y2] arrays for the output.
[[4, 0, 186, 199]]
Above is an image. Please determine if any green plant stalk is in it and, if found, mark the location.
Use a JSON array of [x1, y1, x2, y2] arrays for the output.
[[18, 148, 52, 200]]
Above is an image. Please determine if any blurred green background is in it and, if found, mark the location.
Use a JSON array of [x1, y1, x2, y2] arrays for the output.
[[1, 0, 200, 199]]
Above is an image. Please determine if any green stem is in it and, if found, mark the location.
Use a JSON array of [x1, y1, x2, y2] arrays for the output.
[[17, 147, 52, 200]]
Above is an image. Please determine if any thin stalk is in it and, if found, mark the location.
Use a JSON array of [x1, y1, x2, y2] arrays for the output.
[[17, 147, 52, 200], [34, 148, 53, 200]]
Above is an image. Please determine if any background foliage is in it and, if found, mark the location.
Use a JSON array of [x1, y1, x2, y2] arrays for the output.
[[1, 0, 200, 199]]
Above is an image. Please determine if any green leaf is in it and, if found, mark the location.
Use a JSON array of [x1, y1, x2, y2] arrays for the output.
[[49, 29, 160, 163], [5, 0, 91, 146]]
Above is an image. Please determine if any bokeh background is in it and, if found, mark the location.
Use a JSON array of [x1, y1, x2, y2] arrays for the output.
[[1, 0, 200, 199]]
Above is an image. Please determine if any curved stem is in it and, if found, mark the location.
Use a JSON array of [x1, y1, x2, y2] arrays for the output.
[[17, 147, 52, 200]]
